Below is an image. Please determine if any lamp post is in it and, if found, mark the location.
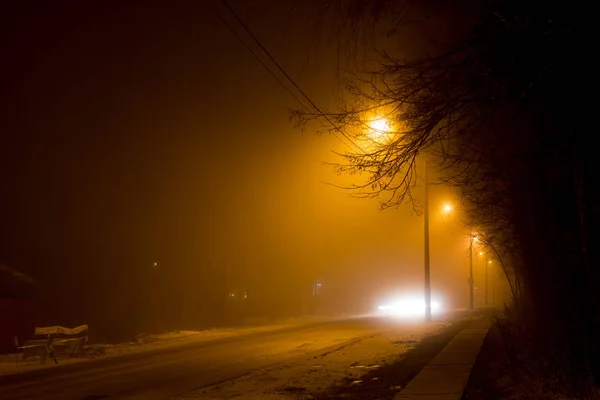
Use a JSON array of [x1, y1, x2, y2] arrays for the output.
[[152, 261, 161, 331], [366, 116, 434, 321], [424, 160, 431, 322], [478, 251, 484, 306], [469, 235, 477, 309], [486, 258, 491, 307], [476, 251, 491, 306], [366, 117, 433, 321]]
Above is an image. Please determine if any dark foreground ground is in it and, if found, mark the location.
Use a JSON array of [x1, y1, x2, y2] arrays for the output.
[[463, 318, 600, 400]]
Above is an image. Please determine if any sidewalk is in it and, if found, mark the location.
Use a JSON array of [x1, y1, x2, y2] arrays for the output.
[[394, 313, 493, 400]]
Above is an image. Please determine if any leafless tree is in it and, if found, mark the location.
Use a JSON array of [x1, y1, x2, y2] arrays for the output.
[[294, 0, 596, 394]]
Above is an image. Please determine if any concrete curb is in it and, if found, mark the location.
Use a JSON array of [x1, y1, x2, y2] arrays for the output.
[[393, 314, 492, 400]]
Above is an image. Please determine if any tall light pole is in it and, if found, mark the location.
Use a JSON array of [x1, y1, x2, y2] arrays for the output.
[[485, 256, 489, 306], [469, 235, 477, 309], [153, 261, 161, 331], [424, 160, 431, 322], [366, 117, 435, 320]]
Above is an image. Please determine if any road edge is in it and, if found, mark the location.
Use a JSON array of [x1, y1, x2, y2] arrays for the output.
[[393, 312, 493, 400]]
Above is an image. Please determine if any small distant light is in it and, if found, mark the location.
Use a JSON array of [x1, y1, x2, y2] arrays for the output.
[[316, 283, 322, 287], [488, 260, 492, 264], [479, 251, 483, 256], [443, 204, 452, 212]]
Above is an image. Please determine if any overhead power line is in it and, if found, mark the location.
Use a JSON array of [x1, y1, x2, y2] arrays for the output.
[[206, 3, 308, 111], [217, 0, 362, 152]]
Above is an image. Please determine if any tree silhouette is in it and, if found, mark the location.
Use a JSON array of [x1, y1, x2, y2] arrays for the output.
[[295, 0, 595, 394]]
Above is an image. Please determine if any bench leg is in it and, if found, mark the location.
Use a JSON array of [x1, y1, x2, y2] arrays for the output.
[[69, 342, 79, 358]]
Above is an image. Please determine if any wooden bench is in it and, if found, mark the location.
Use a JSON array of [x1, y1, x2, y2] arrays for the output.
[[19, 324, 88, 364]]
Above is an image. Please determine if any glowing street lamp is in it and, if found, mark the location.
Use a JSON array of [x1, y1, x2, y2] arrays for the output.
[[313, 281, 322, 296], [424, 161, 431, 322], [368, 118, 391, 137], [475, 248, 492, 306], [469, 234, 478, 309], [151, 261, 161, 330], [438, 207, 478, 310], [486, 257, 490, 306], [475, 246, 491, 306], [365, 117, 393, 146], [366, 116, 434, 321], [366, 116, 436, 322]]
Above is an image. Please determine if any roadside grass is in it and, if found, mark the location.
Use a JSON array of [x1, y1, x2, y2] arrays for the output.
[[310, 318, 470, 400], [463, 314, 600, 400]]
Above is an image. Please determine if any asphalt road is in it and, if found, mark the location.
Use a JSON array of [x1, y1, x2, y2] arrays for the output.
[[0, 315, 446, 400]]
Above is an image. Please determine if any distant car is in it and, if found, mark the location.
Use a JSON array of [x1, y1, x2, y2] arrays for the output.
[[377, 296, 441, 317]]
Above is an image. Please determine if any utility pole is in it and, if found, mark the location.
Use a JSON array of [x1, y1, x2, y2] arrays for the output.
[[153, 261, 161, 331], [485, 255, 489, 306], [469, 236, 475, 309], [424, 160, 432, 322]]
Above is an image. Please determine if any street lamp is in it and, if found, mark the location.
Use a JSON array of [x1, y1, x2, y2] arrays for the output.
[[476, 251, 492, 306], [366, 116, 433, 321], [437, 204, 479, 310], [486, 259, 491, 306], [366, 116, 434, 322], [152, 261, 161, 330], [476, 250, 489, 306], [424, 159, 432, 322], [469, 235, 478, 309], [313, 281, 322, 296], [368, 118, 391, 139]]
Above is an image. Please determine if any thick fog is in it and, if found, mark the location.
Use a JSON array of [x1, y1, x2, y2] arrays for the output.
[[0, 1, 494, 341]]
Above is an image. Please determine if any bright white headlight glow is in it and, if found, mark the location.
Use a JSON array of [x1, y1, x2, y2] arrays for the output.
[[377, 297, 442, 317]]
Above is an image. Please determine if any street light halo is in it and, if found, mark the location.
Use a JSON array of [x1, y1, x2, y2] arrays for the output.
[[369, 118, 391, 134], [366, 117, 393, 143]]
